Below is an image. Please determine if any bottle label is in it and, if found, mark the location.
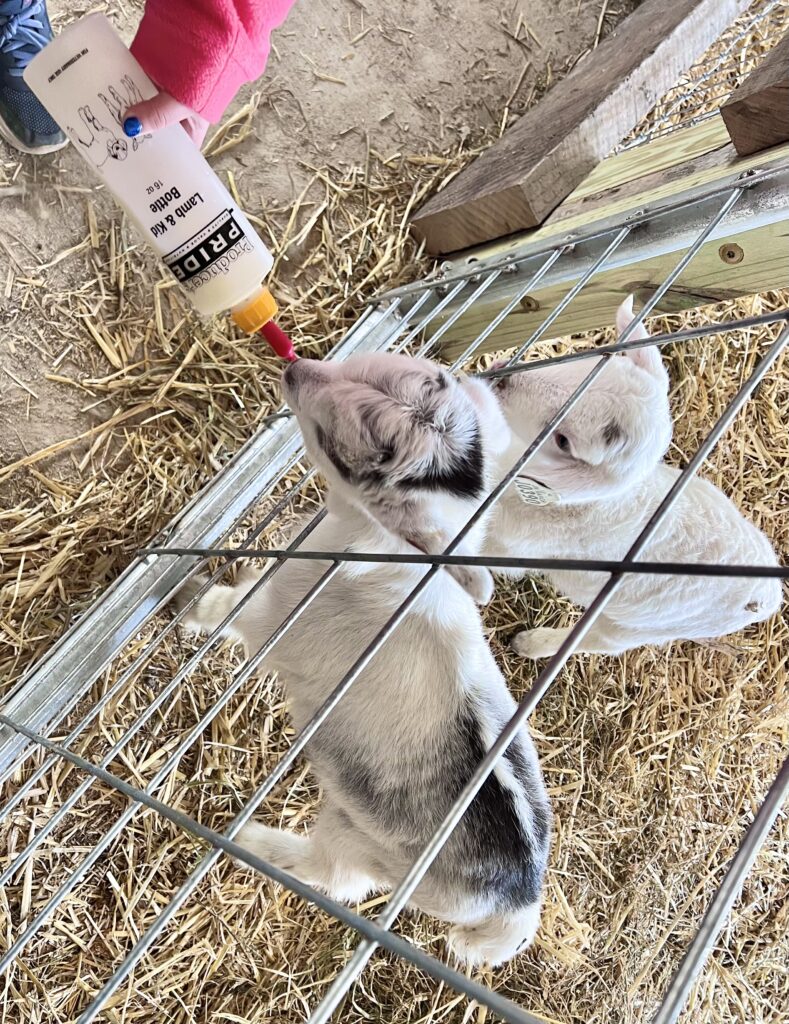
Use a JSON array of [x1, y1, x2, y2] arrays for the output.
[[162, 209, 254, 292], [67, 74, 153, 168], [23, 14, 273, 315]]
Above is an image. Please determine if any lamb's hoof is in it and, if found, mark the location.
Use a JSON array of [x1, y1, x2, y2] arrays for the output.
[[447, 907, 539, 966], [232, 821, 297, 871], [511, 627, 562, 659], [451, 565, 494, 606], [172, 573, 210, 629]]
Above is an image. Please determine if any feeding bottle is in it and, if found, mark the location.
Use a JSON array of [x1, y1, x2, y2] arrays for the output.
[[24, 13, 285, 345]]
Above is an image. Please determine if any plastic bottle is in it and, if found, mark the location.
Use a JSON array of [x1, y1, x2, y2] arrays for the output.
[[24, 12, 284, 343]]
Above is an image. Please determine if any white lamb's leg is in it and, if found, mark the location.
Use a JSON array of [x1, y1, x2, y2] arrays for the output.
[[174, 567, 268, 644], [447, 901, 542, 966], [445, 538, 494, 606], [512, 617, 651, 658], [235, 806, 382, 903]]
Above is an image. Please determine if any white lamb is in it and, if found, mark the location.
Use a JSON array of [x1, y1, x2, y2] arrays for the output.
[[485, 296, 782, 658], [176, 352, 552, 965]]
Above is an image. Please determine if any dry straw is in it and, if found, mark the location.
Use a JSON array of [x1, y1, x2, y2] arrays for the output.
[[1, 2, 787, 1023]]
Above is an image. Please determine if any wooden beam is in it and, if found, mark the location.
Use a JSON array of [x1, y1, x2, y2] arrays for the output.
[[437, 219, 789, 360], [530, 119, 745, 239], [400, 117, 789, 359], [410, 0, 750, 256], [721, 31, 789, 156]]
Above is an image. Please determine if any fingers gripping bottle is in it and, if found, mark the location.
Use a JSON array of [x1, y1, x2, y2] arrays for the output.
[[24, 13, 289, 350]]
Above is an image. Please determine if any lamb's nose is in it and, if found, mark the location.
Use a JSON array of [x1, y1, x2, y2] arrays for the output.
[[283, 359, 301, 385], [283, 355, 317, 383], [282, 357, 330, 397]]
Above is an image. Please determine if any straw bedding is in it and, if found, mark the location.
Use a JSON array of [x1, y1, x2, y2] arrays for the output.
[[1, 2, 787, 1022]]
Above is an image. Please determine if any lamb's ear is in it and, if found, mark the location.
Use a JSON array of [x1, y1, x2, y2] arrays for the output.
[[615, 294, 648, 340], [615, 295, 669, 390], [459, 375, 511, 456]]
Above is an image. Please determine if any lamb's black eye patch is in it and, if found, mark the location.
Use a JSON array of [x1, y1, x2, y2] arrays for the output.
[[356, 445, 395, 487], [603, 421, 622, 446], [315, 424, 352, 482], [400, 429, 484, 498]]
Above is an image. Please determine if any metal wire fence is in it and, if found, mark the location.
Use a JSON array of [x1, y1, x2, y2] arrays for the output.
[[0, 174, 787, 1023], [618, 0, 789, 151]]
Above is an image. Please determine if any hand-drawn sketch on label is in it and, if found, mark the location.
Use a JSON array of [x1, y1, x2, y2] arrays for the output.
[[70, 75, 151, 165]]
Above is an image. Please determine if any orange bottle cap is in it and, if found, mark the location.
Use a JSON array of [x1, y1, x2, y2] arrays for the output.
[[231, 287, 278, 334]]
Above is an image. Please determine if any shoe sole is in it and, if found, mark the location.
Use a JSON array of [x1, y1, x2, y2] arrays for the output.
[[0, 111, 69, 155]]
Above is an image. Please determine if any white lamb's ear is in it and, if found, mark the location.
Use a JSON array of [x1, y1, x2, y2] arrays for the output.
[[459, 375, 512, 456], [615, 295, 668, 390], [615, 294, 649, 341]]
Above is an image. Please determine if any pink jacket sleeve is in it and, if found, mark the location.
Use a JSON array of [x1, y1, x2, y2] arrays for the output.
[[130, 1, 296, 123]]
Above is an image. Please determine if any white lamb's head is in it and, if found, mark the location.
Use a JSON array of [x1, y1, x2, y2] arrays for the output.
[[282, 351, 510, 548], [493, 296, 672, 504]]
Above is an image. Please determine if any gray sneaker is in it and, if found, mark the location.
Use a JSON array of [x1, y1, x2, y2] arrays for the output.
[[0, 0, 67, 154]]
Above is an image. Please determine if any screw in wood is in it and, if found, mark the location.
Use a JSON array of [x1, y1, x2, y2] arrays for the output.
[[719, 243, 744, 265]]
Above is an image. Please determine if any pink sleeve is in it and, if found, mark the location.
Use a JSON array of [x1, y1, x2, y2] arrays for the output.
[[130, 0, 296, 123]]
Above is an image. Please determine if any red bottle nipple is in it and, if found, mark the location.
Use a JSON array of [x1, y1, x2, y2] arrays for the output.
[[259, 320, 298, 362]]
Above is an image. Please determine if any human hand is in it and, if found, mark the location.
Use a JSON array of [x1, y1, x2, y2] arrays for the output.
[[123, 92, 210, 147]]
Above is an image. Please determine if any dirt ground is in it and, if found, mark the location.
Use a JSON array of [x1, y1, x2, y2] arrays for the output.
[[0, 0, 637, 484]]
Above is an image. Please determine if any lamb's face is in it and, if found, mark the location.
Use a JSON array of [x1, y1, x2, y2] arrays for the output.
[[282, 353, 509, 524], [493, 298, 672, 505]]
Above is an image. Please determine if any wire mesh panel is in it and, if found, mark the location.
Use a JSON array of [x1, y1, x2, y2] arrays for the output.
[[0, 166, 787, 1024], [619, 0, 789, 150]]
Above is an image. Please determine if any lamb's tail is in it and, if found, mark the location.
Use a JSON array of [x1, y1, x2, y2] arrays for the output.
[[447, 901, 541, 966]]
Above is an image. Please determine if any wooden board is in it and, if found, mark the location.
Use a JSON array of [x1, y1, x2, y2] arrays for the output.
[[440, 115, 785, 267], [437, 219, 789, 360], [721, 31, 789, 156], [546, 119, 733, 223], [410, 0, 751, 255], [534, 121, 782, 238]]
